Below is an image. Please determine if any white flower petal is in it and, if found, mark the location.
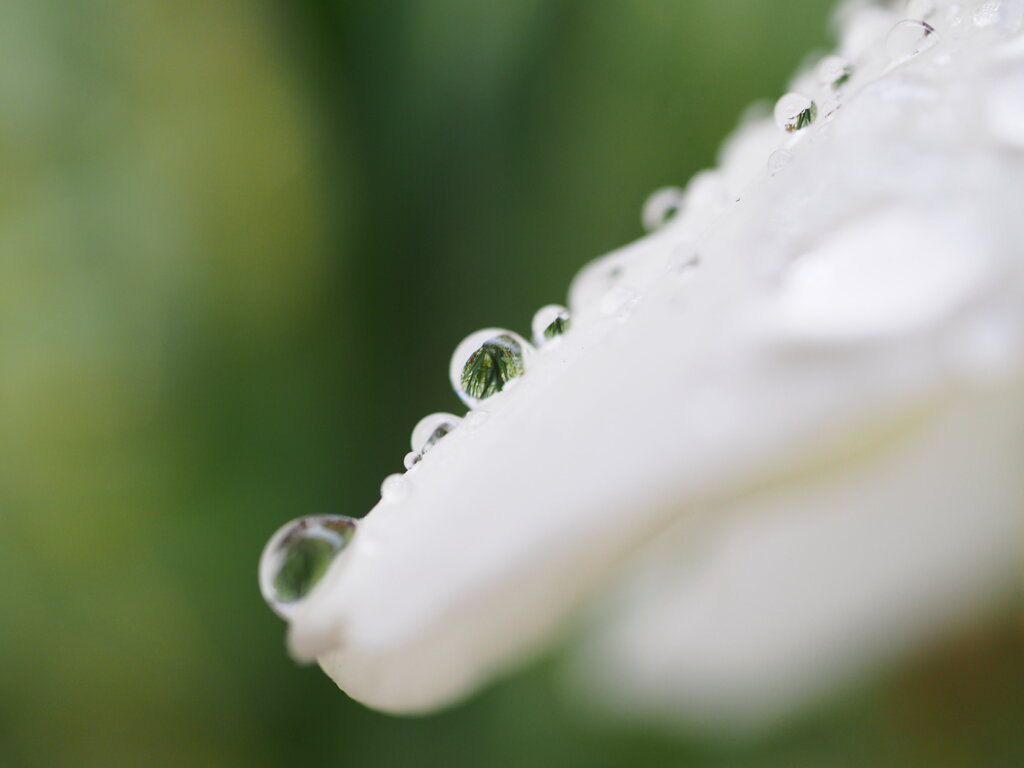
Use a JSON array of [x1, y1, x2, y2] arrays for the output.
[[268, 0, 1024, 719]]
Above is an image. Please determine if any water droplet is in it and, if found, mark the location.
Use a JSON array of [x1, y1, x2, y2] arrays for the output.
[[600, 285, 639, 318], [886, 20, 938, 62], [380, 473, 410, 503], [906, 0, 936, 20], [973, 1, 1024, 32], [531, 305, 571, 346], [411, 412, 461, 456], [641, 187, 684, 233], [773, 93, 818, 133], [259, 515, 357, 616], [449, 329, 532, 407], [816, 56, 853, 90], [767, 149, 793, 176], [403, 451, 421, 470]]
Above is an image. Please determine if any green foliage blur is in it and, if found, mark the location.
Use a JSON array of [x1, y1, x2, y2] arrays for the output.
[[5, 1, 1023, 766]]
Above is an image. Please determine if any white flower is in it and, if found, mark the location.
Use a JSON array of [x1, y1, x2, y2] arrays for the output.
[[263, 0, 1024, 729]]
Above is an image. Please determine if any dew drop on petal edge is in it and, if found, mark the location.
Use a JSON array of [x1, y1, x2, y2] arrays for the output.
[[641, 186, 685, 233], [774, 93, 817, 133], [259, 515, 357, 615], [886, 20, 938, 62], [531, 305, 571, 346], [380, 473, 411, 503], [410, 412, 462, 456], [449, 329, 532, 408]]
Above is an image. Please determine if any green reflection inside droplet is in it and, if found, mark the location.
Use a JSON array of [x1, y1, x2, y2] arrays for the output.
[[460, 335, 525, 401], [272, 522, 354, 603], [543, 314, 570, 340]]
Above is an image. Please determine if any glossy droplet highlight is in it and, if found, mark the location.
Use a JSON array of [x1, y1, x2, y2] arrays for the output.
[[774, 93, 817, 133], [450, 329, 532, 407], [411, 412, 461, 457], [641, 187, 685, 233], [886, 20, 938, 62], [259, 515, 357, 616], [816, 56, 852, 90], [531, 305, 571, 345], [381, 473, 410, 503]]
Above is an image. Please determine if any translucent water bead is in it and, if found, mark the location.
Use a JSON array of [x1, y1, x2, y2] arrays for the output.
[[411, 412, 462, 457], [774, 93, 818, 133], [531, 305, 571, 346], [450, 329, 533, 408], [816, 56, 852, 90], [641, 187, 685, 233], [259, 515, 357, 617], [886, 20, 938, 62]]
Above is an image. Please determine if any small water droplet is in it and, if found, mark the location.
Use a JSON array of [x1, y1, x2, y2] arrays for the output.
[[450, 329, 533, 407], [380, 473, 410, 503], [531, 304, 571, 346], [259, 515, 357, 616], [641, 186, 685, 233], [886, 19, 938, 62], [411, 412, 461, 456], [600, 285, 638, 318], [767, 149, 793, 176], [816, 56, 853, 90], [773, 93, 818, 133], [403, 451, 421, 470], [906, 0, 936, 20]]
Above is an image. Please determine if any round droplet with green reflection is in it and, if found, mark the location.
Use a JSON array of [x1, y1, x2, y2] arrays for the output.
[[449, 328, 533, 408], [259, 515, 357, 617], [531, 304, 571, 346], [410, 412, 462, 458]]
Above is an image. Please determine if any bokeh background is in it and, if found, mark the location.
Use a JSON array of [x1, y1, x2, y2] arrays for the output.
[[3, 1, 1023, 766]]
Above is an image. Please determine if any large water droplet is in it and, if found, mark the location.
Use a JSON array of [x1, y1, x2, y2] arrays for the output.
[[531, 305, 571, 346], [816, 56, 853, 90], [450, 329, 532, 407], [886, 19, 938, 62], [773, 93, 818, 133], [641, 187, 685, 232], [411, 412, 461, 457], [259, 515, 357, 616]]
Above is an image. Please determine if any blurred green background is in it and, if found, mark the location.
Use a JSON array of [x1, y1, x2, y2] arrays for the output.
[[4, 1, 1023, 766]]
